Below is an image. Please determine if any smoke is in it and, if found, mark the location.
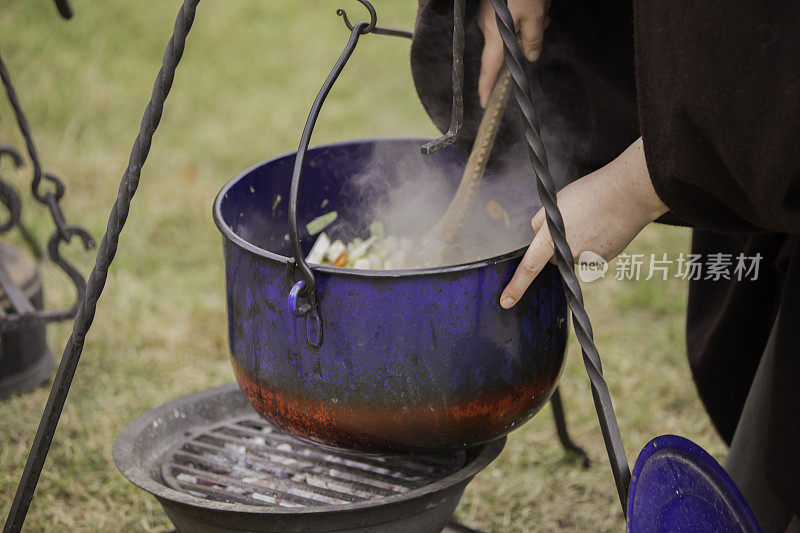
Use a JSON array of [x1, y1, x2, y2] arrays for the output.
[[310, 60, 586, 269], [336, 139, 553, 267]]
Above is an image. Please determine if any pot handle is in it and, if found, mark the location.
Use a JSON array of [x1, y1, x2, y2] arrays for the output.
[[286, 1, 411, 347]]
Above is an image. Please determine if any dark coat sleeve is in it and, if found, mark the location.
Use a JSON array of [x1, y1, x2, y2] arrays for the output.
[[634, 1, 800, 235], [412, 0, 639, 187]]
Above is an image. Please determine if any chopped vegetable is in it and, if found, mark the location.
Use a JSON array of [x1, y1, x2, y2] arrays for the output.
[[306, 211, 338, 235], [325, 240, 347, 263], [333, 252, 348, 267], [486, 200, 505, 220], [368, 254, 382, 270], [353, 258, 371, 270], [349, 235, 377, 260], [306, 232, 331, 264], [486, 200, 510, 229], [369, 221, 384, 240], [305, 221, 412, 270]]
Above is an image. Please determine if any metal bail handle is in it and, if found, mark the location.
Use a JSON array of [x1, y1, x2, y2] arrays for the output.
[[286, 0, 411, 347]]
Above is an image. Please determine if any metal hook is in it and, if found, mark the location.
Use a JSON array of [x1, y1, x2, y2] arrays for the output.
[[421, 0, 466, 155], [0, 176, 22, 233], [288, 15, 371, 309], [0, 145, 24, 168], [64, 224, 95, 250], [0, 146, 43, 257], [42, 224, 92, 322], [337, 0, 377, 35], [337, 1, 413, 39]]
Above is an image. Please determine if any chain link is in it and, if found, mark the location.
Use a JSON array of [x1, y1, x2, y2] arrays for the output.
[[0, 55, 84, 245], [0, 52, 94, 330]]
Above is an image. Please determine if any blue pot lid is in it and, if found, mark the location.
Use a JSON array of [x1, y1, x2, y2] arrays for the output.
[[627, 434, 760, 533]]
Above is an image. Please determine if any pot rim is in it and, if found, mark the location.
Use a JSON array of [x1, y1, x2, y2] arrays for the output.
[[213, 137, 530, 279]]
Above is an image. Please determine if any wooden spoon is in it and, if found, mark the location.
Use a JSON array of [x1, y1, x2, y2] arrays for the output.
[[406, 66, 513, 268]]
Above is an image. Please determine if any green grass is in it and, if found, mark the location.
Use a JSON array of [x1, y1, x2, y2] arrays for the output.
[[0, 2, 724, 531]]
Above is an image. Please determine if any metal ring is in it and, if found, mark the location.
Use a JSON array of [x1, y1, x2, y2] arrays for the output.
[[287, 280, 312, 318]]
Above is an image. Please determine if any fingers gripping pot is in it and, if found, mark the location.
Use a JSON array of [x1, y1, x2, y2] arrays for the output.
[[213, 3, 568, 454]]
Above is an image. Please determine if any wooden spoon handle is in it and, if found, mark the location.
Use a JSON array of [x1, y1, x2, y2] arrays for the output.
[[436, 65, 513, 240], [407, 66, 513, 268]]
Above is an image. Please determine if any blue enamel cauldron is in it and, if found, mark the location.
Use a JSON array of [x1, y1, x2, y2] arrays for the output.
[[214, 138, 567, 453]]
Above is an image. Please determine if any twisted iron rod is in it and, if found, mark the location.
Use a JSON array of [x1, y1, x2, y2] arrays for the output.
[[3, 1, 200, 530], [489, 0, 631, 514]]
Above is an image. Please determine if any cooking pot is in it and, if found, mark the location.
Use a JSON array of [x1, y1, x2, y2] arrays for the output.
[[214, 137, 567, 453]]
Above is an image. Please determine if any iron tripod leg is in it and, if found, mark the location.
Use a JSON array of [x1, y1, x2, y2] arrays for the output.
[[550, 386, 590, 468]]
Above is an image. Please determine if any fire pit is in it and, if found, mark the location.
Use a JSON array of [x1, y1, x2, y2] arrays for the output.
[[114, 383, 504, 533]]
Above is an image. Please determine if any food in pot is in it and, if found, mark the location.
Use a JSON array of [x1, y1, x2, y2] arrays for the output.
[[306, 211, 338, 236], [486, 200, 510, 228], [306, 221, 412, 270]]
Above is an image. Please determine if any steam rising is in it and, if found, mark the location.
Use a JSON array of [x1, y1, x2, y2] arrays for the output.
[[340, 142, 548, 267]]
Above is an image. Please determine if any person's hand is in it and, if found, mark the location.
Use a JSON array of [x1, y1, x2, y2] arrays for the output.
[[499, 138, 669, 308], [478, 0, 550, 108]]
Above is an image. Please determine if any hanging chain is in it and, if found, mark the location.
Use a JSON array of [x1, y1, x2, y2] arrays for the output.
[[0, 53, 94, 248], [0, 53, 94, 329]]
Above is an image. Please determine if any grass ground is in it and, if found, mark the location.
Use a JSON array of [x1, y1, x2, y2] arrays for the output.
[[0, 2, 725, 531]]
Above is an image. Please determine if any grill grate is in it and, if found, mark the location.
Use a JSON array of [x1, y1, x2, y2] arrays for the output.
[[162, 416, 468, 508]]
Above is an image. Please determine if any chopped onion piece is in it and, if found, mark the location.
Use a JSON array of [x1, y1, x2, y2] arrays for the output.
[[353, 258, 371, 270], [368, 254, 383, 270], [306, 233, 331, 264], [325, 240, 346, 263], [369, 221, 384, 240], [349, 235, 377, 260]]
